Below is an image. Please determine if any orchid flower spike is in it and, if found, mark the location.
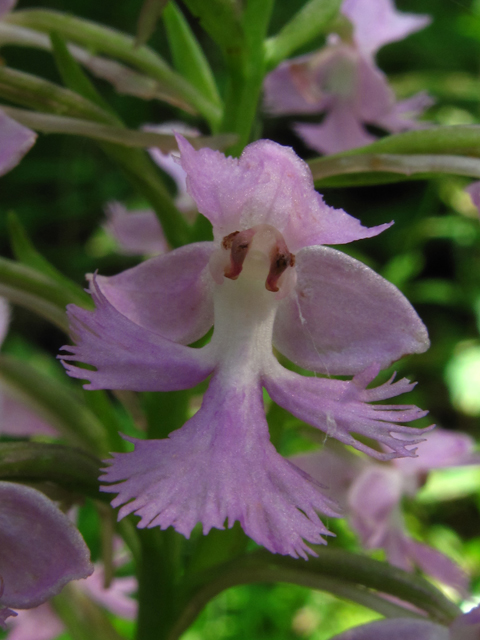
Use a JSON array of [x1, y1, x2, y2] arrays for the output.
[[294, 428, 478, 591], [62, 136, 430, 558], [0, 482, 93, 628], [264, 0, 432, 154]]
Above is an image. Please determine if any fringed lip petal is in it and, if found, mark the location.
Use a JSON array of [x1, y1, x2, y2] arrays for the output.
[[101, 374, 339, 559], [60, 277, 215, 391], [273, 246, 429, 376], [0, 482, 93, 610], [0, 110, 36, 177], [176, 135, 390, 251], [263, 364, 431, 460], [90, 242, 216, 345]]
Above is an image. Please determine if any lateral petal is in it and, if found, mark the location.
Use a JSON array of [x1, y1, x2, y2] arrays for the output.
[[273, 246, 429, 376], [61, 278, 215, 391], [329, 618, 448, 640], [0, 111, 36, 177], [102, 374, 338, 559], [93, 242, 215, 345], [0, 482, 93, 610], [264, 364, 431, 460]]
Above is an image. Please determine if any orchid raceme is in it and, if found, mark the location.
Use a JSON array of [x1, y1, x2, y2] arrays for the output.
[[61, 135, 431, 558], [0, 481, 93, 628], [264, 0, 432, 154], [295, 428, 478, 591]]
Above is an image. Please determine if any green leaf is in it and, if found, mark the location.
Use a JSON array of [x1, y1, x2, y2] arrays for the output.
[[0, 441, 104, 501], [50, 32, 120, 120], [5, 9, 221, 127], [310, 153, 480, 188], [0, 255, 92, 332], [265, 0, 342, 70], [180, 0, 244, 56], [163, 2, 221, 109], [7, 212, 91, 310], [1, 105, 236, 152], [0, 355, 109, 454], [136, 0, 169, 47]]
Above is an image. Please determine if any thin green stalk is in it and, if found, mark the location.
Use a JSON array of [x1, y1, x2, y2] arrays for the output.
[[221, 0, 275, 154], [6, 9, 221, 128]]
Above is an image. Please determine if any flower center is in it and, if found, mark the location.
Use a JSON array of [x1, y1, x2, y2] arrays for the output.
[[209, 224, 296, 299]]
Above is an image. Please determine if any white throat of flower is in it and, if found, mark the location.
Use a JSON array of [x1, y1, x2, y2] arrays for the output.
[[207, 224, 296, 379]]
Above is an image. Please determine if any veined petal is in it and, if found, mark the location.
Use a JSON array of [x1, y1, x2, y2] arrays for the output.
[[0, 111, 36, 177], [342, 0, 432, 58], [0, 482, 93, 610], [92, 242, 215, 345], [101, 374, 338, 559], [264, 364, 431, 460], [61, 277, 215, 391], [273, 246, 429, 376], [104, 202, 168, 256], [176, 135, 389, 251], [329, 618, 448, 640]]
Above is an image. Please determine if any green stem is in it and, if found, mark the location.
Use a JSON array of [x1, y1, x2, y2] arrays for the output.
[[136, 528, 178, 640], [0, 442, 105, 501], [221, 0, 274, 154]]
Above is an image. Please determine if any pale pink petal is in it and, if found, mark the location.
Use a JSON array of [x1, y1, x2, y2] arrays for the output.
[[60, 277, 215, 391], [342, 0, 432, 58], [0, 482, 93, 610], [407, 540, 469, 596], [394, 429, 479, 475], [0, 0, 16, 20], [93, 242, 215, 345], [0, 391, 57, 437], [0, 111, 36, 177], [294, 107, 375, 155], [104, 202, 168, 256], [273, 246, 429, 376], [465, 182, 480, 215], [347, 466, 403, 548], [81, 566, 137, 620], [263, 364, 430, 460], [102, 374, 339, 559], [329, 618, 448, 640], [263, 58, 326, 115], [0, 298, 10, 347], [6, 603, 64, 640], [177, 135, 390, 251]]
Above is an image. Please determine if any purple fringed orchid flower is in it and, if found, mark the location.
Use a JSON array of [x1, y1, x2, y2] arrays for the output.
[[0, 110, 36, 177], [294, 428, 478, 591], [329, 605, 480, 640], [104, 123, 197, 256], [0, 482, 93, 628], [264, 0, 432, 154], [61, 136, 431, 558]]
